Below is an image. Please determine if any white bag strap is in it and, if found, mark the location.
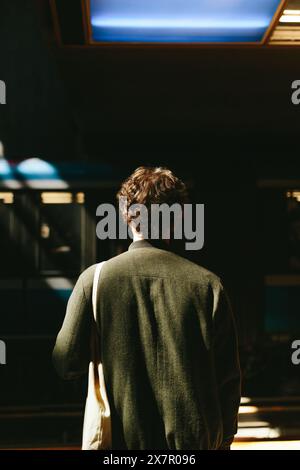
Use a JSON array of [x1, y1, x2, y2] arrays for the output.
[[92, 262, 106, 322]]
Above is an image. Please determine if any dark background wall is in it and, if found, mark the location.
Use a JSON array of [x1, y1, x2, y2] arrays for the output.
[[0, 0, 80, 160], [56, 45, 300, 177]]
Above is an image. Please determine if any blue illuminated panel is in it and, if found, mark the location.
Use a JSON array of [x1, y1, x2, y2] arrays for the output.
[[90, 0, 282, 43]]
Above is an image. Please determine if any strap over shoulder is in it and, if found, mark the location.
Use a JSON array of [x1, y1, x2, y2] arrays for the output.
[[92, 262, 106, 322]]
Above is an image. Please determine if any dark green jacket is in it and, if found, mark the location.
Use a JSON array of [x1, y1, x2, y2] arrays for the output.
[[53, 240, 241, 450]]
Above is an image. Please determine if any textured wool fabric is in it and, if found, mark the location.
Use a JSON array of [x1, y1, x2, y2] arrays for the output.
[[53, 240, 241, 450]]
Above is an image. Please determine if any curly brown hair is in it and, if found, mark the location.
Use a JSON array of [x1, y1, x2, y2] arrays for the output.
[[117, 166, 188, 224]]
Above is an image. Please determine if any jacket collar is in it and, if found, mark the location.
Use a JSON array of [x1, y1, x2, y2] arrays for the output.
[[128, 239, 170, 251]]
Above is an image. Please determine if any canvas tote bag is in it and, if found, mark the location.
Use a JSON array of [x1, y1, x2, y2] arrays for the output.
[[82, 262, 112, 450]]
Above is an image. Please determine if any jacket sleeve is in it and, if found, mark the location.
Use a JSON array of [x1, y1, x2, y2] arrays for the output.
[[213, 281, 241, 450], [52, 267, 94, 379]]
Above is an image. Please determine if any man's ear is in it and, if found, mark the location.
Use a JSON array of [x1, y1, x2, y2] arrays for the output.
[[118, 196, 129, 222]]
